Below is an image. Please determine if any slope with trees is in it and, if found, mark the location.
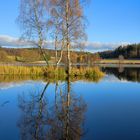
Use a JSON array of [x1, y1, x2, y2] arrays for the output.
[[99, 44, 140, 59]]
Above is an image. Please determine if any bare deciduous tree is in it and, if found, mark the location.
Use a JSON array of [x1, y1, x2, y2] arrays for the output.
[[49, 0, 65, 67], [49, 0, 87, 73], [18, 0, 50, 65], [59, 0, 87, 74], [18, 0, 87, 74]]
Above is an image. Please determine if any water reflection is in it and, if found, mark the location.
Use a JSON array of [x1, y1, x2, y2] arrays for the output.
[[1, 69, 140, 140], [102, 67, 140, 82], [0, 74, 103, 84], [18, 77, 86, 140]]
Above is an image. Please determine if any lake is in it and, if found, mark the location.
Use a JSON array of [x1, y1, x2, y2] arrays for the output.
[[0, 67, 140, 140]]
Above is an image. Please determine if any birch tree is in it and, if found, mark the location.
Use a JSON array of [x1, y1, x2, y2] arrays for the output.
[[18, 0, 87, 74], [18, 0, 50, 65], [50, 0, 87, 74], [49, 0, 65, 67]]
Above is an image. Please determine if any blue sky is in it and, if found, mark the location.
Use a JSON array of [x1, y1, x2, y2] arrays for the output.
[[0, 0, 140, 51], [85, 0, 140, 43]]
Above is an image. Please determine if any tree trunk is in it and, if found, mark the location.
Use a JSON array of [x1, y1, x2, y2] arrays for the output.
[[65, 0, 71, 75]]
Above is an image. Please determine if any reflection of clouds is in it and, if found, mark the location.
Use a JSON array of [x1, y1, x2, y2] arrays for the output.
[[0, 81, 46, 90], [0, 83, 20, 90], [103, 75, 129, 83]]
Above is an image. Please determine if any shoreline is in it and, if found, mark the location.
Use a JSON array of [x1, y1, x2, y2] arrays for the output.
[[1, 59, 140, 67]]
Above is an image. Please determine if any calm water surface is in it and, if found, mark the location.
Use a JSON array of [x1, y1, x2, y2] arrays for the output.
[[0, 67, 140, 140]]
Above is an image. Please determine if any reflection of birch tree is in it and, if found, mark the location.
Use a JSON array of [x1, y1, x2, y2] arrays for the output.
[[18, 82, 50, 140], [47, 77, 87, 140], [18, 79, 86, 140]]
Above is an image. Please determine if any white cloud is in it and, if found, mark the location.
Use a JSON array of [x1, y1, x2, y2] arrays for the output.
[[83, 42, 129, 52], [0, 35, 129, 52], [0, 35, 34, 47]]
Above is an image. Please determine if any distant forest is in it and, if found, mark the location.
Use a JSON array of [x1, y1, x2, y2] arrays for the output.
[[99, 44, 140, 59]]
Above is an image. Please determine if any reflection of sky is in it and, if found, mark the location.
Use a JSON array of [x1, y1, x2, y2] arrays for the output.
[[0, 75, 140, 140], [73, 78, 140, 140], [0, 81, 56, 140]]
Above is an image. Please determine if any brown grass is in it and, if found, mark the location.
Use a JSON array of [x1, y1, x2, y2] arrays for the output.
[[0, 66, 105, 81]]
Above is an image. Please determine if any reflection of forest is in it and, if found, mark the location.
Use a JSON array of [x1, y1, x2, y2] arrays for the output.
[[18, 77, 86, 140], [102, 67, 140, 82]]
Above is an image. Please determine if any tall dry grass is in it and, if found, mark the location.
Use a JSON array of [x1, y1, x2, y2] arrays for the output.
[[0, 66, 104, 80], [0, 66, 43, 75]]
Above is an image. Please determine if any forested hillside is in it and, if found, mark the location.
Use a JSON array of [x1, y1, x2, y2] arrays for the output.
[[0, 47, 100, 64], [99, 44, 140, 59]]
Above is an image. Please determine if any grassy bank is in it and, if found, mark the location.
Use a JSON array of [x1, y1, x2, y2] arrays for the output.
[[96, 59, 140, 64], [0, 66, 104, 80]]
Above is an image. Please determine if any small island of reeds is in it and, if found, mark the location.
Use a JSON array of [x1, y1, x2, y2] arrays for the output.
[[0, 65, 104, 81]]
